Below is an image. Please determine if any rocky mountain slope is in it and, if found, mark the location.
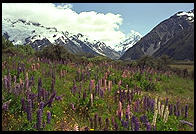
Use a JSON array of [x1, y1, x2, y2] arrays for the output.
[[120, 9, 194, 61]]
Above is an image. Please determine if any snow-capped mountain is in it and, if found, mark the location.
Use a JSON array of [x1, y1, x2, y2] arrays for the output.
[[120, 9, 194, 61], [2, 17, 120, 59], [114, 30, 142, 55]]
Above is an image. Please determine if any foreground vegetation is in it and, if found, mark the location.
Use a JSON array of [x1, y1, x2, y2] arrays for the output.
[[2, 37, 194, 131]]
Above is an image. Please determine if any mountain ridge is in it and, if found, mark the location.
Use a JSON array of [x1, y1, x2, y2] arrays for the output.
[[120, 9, 194, 61], [2, 17, 121, 59]]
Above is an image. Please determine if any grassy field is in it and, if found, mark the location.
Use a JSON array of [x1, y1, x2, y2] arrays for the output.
[[169, 64, 194, 73], [2, 53, 194, 131]]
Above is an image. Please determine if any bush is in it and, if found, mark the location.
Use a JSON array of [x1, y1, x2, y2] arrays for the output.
[[36, 44, 76, 61], [15, 44, 35, 55], [2, 36, 14, 49]]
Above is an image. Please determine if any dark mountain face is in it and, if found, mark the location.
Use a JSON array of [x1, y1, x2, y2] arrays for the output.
[[120, 9, 194, 61]]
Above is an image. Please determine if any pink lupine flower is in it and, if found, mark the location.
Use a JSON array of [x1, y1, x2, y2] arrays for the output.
[[90, 94, 93, 106], [118, 101, 122, 112], [126, 104, 131, 119]]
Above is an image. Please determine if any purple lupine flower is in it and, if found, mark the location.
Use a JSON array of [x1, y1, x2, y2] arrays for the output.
[[39, 101, 45, 111], [36, 109, 43, 130], [147, 97, 151, 110], [95, 84, 98, 96], [78, 85, 81, 99], [98, 116, 102, 129], [124, 120, 129, 129], [20, 82, 24, 92], [3, 75, 8, 89], [7, 73, 11, 84], [121, 119, 125, 127], [38, 77, 42, 102], [111, 117, 115, 126], [105, 118, 109, 130], [118, 110, 122, 120], [94, 114, 98, 129], [47, 111, 51, 124], [55, 95, 63, 101], [42, 121, 46, 128], [7, 76, 11, 91], [114, 123, 118, 131], [30, 76, 34, 86], [174, 105, 177, 116], [90, 117, 93, 129], [51, 79, 55, 93], [17, 66, 21, 79], [143, 96, 147, 110], [2, 103, 8, 111], [83, 90, 86, 100], [2, 99, 11, 111], [44, 91, 56, 108], [150, 99, 155, 112], [179, 120, 194, 127], [131, 115, 140, 131], [140, 115, 148, 124], [146, 122, 152, 131], [127, 90, 130, 102], [100, 89, 104, 98], [29, 92, 37, 101], [169, 104, 173, 115], [27, 99, 32, 122], [165, 98, 169, 106], [89, 80, 92, 93], [121, 119, 128, 129], [84, 127, 89, 131], [185, 105, 188, 118], [134, 100, 139, 112], [21, 97, 26, 112], [14, 83, 21, 95], [45, 91, 49, 102]]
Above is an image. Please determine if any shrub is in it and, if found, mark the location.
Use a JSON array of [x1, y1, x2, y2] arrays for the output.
[[36, 44, 76, 61], [2, 36, 14, 49]]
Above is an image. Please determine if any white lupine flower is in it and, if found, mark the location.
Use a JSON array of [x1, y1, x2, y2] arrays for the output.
[[118, 101, 122, 112], [90, 94, 93, 106], [157, 101, 161, 115], [152, 109, 158, 126], [160, 104, 165, 117], [163, 106, 169, 123], [154, 97, 158, 111]]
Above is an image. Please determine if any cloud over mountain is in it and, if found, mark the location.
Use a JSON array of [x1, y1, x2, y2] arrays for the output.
[[2, 3, 126, 47]]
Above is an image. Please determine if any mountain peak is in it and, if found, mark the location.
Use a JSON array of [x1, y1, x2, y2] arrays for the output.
[[174, 9, 194, 22]]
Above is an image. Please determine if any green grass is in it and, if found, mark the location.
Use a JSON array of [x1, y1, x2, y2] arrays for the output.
[[2, 53, 194, 131]]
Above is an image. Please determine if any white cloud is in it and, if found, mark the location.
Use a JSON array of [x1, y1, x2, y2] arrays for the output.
[[2, 3, 127, 47]]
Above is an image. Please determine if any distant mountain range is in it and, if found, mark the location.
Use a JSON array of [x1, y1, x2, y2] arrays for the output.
[[120, 9, 194, 61], [2, 17, 122, 59]]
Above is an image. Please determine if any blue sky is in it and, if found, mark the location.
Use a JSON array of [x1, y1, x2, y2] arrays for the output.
[[56, 3, 194, 36]]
